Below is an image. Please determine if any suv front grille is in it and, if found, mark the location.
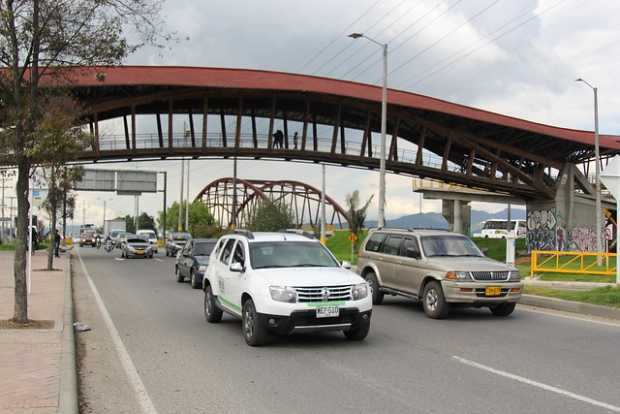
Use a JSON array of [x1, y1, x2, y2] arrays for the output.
[[293, 285, 353, 302], [470, 271, 510, 281]]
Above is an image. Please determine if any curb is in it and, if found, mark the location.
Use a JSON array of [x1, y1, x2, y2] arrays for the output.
[[520, 294, 620, 321], [58, 253, 79, 414], [524, 279, 615, 291]]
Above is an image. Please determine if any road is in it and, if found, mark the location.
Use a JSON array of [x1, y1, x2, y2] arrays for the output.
[[74, 247, 620, 414]]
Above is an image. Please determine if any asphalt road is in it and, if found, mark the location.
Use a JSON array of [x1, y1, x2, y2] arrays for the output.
[[75, 247, 620, 414]]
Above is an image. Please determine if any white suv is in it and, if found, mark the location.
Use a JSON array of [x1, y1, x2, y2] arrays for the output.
[[202, 231, 373, 346]]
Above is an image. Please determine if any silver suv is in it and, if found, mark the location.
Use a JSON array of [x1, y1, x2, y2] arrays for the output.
[[357, 229, 522, 319]]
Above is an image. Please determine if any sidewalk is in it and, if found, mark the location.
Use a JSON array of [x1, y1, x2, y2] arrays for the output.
[[0, 251, 71, 414], [523, 277, 615, 291]]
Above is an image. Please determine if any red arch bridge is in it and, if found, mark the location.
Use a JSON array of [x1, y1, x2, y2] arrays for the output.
[[194, 177, 350, 229], [8, 66, 620, 202]]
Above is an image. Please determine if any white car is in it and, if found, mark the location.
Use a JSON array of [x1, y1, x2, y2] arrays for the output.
[[136, 229, 158, 253], [202, 231, 373, 346]]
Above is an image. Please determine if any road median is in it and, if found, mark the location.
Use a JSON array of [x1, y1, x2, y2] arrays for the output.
[[520, 294, 620, 321]]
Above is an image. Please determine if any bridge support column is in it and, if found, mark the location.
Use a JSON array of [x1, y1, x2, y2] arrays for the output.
[[525, 163, 616, 252], [442, 199, 471, 235]]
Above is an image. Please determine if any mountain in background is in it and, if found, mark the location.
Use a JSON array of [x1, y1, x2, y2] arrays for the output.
[[363, 208, 526, 231]]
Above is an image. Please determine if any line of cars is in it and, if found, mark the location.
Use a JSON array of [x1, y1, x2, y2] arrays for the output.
[[173, 227, 522, 347]]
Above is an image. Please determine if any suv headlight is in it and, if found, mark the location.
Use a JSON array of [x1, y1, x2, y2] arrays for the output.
[[269, 286, 297, 303], [352, 283, 369, 300], [509, 270, 520, 281], [445, 271, 471, 281]]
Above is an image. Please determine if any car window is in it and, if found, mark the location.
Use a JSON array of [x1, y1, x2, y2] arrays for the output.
[[381, 235, 402, 256], [220, 238, 236, 264], [213, 239, 225, 257], [400, 238, 421, 258], [232, 242, 245, 265], [193, 242, 216, 256], [365, 233, 386, 252], [420, 235, 483, 257], [249, 241, 339, 269]]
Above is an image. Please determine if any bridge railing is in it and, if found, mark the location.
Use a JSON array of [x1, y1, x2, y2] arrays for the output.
[[530, 250, 617, 277], [97, 133, 463, 173]]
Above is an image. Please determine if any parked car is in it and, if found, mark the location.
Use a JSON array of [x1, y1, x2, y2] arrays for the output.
[[202, 230, 372, 346], [136, 229, 158, 253], [121, 235, 154, 259], [165, 232, 191, 257], [175, 238, 218, 289], [356, 228, 522, 319], [79, 230, 96, 247]]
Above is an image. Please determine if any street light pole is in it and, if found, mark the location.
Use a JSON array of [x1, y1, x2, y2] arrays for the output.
[[320, 164, 326, 244], [577, 78, 602, 264], [349, 33, 388, 228]]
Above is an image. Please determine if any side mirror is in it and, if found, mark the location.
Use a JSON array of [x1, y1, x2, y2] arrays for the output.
[[230, 262, 244, 273], [341, 260, 352, 270]]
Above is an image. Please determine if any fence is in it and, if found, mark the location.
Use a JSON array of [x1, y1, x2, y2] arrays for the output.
[[530, 250, 617, 276]]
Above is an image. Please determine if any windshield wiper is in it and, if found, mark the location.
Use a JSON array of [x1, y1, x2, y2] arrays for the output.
[[253, 265, 292, 269], [294, 264, 326, 267]]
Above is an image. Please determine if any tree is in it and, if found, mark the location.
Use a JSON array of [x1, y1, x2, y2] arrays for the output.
[[36, 102, 87, 270], [247, 201, 293, 232], [136, 212, 155, 232], [0, 0, 170, 323], [121, 215, 135, 234], [345, 191, 373, 250], [157, 201, 216, 234]]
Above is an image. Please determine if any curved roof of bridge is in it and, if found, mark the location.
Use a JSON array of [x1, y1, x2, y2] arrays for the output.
[[56, 65, 620, 150]]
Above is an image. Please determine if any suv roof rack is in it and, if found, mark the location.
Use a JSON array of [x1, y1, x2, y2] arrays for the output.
[[371, 227, 450, 232], [233, 229, 254, 239], [281, 229, 317, 239]]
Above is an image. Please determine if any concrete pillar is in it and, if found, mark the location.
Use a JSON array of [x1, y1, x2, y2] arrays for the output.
[[442, 199, 471, 235]]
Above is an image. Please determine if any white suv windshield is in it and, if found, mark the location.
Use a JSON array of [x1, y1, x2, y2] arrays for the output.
[[421, 235, 483, 257], [249, 241, 339, 269]]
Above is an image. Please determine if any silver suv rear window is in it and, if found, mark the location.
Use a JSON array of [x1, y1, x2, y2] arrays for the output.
[[365, 233, 386, 252]]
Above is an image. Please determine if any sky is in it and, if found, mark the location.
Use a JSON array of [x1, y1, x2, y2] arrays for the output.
[[6, 0, 620, 231]]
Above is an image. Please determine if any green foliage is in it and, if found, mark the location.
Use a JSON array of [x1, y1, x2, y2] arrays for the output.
[[191, 224, 224, 239], [157, 201, 215, 234], [472, 237, 527, 262], [326, 230, 368, 264], [136, 213, 155, 232], [524, 285, 620, 308], [121, 215, 136, 234], [247, 201, 294, 232]]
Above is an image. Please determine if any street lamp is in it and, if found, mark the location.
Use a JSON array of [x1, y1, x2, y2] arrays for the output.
[[349, 32, 388, 228], [576, 78, 602, 264]]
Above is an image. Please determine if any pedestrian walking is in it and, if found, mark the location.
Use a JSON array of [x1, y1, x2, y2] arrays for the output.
[[273, 130, 284, 149], [54, 229, 61, 257], [293, 132, 298, 150]]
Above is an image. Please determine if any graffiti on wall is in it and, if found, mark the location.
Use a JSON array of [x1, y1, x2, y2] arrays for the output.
[[570, 226, 597, 251], [526, 208, 557, 251]]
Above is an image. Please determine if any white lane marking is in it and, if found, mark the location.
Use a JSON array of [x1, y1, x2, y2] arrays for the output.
[[77, 251, 159, 414], [519, 305, 620, 328], [155, 258, 163, 262], [453, 356, 620, 413], [115, 257, 125, 262]]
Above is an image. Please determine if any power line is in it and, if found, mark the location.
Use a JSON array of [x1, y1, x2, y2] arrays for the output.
[[322, 2, 422, 77], [388, 0, 502, 79], [348, 0, 464, 81], [311, 0, 408, 75], [297, 0, 384, 73], [406, 0, 570, 89]]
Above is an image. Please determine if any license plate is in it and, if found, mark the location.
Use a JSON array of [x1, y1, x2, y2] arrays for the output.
[[135, 250, 144, 255], [485, 286, 502, 297], [316, 306, 339, 318]]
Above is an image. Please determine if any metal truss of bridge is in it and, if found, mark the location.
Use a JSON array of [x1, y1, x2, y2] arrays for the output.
[[19, 66, 620, 201], [195, 177, 350, 229]]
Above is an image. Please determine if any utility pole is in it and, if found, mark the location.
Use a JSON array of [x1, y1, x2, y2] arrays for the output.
[[320, 164, 326, 244], [62, 168, 67, 238], [185, 159, 190, 232], [134, 195, 139, 232], [178, 158, 184, 232], [232, 157, 238, 228], [160, 171, 167, 241], [103, 200, 107, 228], [82, 199, 86, 226]]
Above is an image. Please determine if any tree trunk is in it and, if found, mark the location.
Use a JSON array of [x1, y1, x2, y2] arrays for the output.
[[13, 161, 29, 323], [47, 170, 57, 270]]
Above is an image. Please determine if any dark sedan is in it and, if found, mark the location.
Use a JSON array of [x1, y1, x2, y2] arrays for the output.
[[121, 236, 154, 259], [175, 238, 217, 288]]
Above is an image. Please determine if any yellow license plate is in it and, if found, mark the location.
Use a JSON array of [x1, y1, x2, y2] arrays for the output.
[[485, 287, 502, 297]]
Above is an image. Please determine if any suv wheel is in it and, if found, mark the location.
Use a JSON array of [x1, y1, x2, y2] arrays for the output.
[[490, 302, 516, 317], [242, 298, 269, 346], [365, 272, 384, 305], [190, 270, 201, 289], [343, 320, 370, 341], [422, 281, 450, 319], [204, 285, 223, 323], [175, 267, 184, 283]]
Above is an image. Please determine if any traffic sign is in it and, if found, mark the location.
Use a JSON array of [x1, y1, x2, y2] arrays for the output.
[[348, 233, 358, 242]]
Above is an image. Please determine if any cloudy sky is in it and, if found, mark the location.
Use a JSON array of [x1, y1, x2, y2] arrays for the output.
[[13, 0, 620, 230]]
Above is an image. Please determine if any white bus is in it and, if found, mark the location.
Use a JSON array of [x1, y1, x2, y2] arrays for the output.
[[474, 219, 526, 239]]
